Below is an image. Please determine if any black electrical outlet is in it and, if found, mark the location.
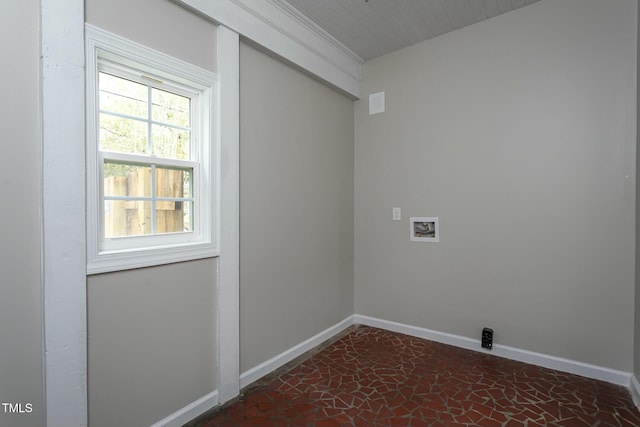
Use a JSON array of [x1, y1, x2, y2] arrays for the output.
[[482, 327, 493, 350]]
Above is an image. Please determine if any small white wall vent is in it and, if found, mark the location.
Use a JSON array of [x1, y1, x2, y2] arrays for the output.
[[369, 91, 385, 115]]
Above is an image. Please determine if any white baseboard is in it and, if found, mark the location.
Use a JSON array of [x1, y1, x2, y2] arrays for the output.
[[154, 315, 354, 427], [354, 315, 632, 387], [151, 314, 634, 427], [240, 315, 355, 389], [148, 390, 219, 427], [631, 375, 640, 411]]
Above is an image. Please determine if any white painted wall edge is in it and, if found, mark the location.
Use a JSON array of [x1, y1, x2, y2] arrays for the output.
[[631, 375, 640, 411], [240, 316, 355, 389], [41, 0, 88, 426], [355, 315, 632, 387], [148, 390, 219, 427], [217, 25, 241, 405], [170, 0, 363, 99]]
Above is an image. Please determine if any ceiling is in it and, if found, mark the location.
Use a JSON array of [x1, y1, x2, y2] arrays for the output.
[[283, 0, 543, 61]]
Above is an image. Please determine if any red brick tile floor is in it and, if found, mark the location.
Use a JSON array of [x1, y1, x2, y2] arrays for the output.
[[185, 325, 640, 427]]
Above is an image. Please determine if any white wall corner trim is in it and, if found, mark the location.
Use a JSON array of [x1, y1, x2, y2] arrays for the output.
[[354, 315, 632, 387], [240, 316, 355, 389], [170, 0, 363, 98], [41, 0, 88, 426], [148, 390, 219, 427], [217, 25, 241, 405], [631, 375, 640, 411]]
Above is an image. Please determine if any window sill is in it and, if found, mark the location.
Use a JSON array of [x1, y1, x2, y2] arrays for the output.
[[87, 242, 219, 275]]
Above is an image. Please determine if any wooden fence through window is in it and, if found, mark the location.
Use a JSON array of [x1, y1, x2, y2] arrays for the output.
[[104, 168, 186, 237]]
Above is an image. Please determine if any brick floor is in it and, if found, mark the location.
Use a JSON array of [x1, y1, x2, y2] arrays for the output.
[[187, 325, 640, 427]]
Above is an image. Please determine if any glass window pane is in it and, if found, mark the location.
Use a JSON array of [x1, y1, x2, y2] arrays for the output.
[[152, 88, 190, 127], [100, 113, 148, 154], [155, 167, 191, 198], [183, 200, 192, 232], [104, 162, 152, 197], [152, 124, 190, 160], [156, 201, 192, 234], [104, 200, 152, 238], [99, 72, 148, 118], [183, 171, 191, 199]]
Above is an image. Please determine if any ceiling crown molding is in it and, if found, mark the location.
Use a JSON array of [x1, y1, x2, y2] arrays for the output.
[[265, 0, 364, 67], [172, 0, 363, 98]]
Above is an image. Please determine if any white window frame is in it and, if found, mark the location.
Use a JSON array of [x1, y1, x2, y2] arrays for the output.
[[86, 25, 219, 274]]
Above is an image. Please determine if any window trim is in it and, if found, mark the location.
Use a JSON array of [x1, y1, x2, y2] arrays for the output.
[[86, 25, 219, 274]]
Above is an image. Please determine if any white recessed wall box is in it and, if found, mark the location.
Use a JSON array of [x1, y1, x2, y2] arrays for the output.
[[369, 91, 385, 115], [410, 217, 439, 242]]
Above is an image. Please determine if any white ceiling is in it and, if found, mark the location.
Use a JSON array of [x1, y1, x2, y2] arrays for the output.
[[283, 0, 543, 61]]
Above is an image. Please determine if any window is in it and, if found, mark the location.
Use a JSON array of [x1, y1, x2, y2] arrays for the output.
[[86, 26, 219, 274]]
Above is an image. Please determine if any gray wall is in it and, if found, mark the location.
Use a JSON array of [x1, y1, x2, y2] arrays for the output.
[[85, 2, 219, 426], [239, 43, 354, 372], [635, 0, 640, 381], [355, 0, 636, 371], [87, 260, 216, 427], [0, 1, 44, 426], [7, 3, 638, 427], [85, 0, 217, 72]]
